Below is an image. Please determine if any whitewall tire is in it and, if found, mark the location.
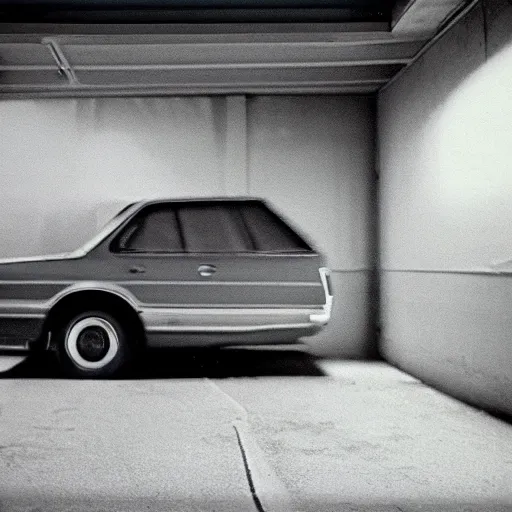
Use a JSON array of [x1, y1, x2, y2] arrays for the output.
[[56, 311, 131, 378]]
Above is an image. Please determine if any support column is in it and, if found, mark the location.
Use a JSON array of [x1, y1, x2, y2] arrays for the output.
[[224, 95, 248, 196]]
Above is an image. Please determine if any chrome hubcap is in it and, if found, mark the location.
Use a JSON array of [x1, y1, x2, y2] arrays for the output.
[[66, 317, 119, 369], [76, 326, 110, 362]]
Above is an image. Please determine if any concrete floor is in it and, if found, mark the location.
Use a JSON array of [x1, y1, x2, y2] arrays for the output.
[[0, 348, 511, 512]]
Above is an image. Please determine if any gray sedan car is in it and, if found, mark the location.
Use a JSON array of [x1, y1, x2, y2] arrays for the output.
[[0, 198, 333, 377]]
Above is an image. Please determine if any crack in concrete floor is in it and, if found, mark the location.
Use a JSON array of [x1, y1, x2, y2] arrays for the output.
[[205, 378, 294, 512]]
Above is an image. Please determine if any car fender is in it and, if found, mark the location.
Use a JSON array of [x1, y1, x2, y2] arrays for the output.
[[47, 281, 141, 312]]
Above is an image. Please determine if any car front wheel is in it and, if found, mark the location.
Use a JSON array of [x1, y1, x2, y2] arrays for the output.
[[56, 311, 131, 378]]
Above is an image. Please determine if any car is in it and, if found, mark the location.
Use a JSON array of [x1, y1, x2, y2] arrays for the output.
[[0, 197, 333, 378]]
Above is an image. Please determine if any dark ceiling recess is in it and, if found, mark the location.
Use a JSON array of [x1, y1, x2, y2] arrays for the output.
[[0, 0, 391, 23]]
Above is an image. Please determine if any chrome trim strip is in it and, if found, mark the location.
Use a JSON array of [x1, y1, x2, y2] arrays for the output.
[[0, 313, 45, 319], [0, 283, 141, 314], [146, 323, 315, 333], [141, 307, 322, 316], [118, 280, 321, 287], [331, 268, 372, 273], [0, 251, 320, 265], [382, 268, 512, 276], [0, 343, 29, 351], [114, 252, 319, 258], [0, 300, 49, 311], [0, 281, 74, 285], [0, 280, 321, 287], [141, 303, 321, 308], [0, 299, 319, 310]]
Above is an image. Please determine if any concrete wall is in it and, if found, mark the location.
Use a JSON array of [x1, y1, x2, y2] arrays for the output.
[[0, 95, 376, 357], [378, 0, 512, 415], [247, 96, 377, 357]]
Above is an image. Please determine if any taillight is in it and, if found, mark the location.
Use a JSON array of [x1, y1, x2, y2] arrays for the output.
[[325, 271, 333, 296]]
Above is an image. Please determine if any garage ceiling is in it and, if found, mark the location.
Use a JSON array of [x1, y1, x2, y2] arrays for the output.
[[0, 0, 472, 97]]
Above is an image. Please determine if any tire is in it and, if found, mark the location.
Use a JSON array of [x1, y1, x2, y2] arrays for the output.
[[55, 310, 132, 378]]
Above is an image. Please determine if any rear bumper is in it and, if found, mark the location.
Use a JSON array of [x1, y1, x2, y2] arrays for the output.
[[146, 324, 322, 347], [309, 267, 333, 326]]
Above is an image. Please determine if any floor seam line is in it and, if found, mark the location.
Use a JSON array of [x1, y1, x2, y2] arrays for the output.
[[204, 378, 249, 421], [234, 424, 267, 512], [205, 378, 294, 512]]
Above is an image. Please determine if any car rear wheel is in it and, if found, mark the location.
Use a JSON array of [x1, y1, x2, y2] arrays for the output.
[[56, 311, 131, 378]]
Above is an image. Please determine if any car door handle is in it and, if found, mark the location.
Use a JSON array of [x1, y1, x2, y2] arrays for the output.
[[198, 264, 216, 277], [129, 265, 146, 274]]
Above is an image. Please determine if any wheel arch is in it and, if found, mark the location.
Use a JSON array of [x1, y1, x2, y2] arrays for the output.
[[40, 287, 146, 350]]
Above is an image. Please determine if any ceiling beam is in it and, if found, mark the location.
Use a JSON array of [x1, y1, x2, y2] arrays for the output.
[[0, 4, 389, 24], [0, 21, 390, 37], [0, 0, 387, 6], [0, 58, 410, 71], [0, 82, 383, 99]]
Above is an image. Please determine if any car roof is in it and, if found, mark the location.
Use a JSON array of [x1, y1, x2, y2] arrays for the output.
[[74, 195, 319, 256], [134, 196, 266, 207]]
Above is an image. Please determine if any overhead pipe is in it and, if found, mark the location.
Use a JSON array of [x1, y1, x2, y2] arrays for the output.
[[42, 37, 79, 85]]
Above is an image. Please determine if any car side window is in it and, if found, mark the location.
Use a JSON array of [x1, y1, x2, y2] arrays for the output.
[[241, 203, 312, 252], [114, 206, 184, 253], [177, 204, 252, 253]]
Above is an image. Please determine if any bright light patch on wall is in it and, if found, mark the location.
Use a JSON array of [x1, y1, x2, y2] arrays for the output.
[[379, 35, 512, 272], [429, 42, 512, 207]]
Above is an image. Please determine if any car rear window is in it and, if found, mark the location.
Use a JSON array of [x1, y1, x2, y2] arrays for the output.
[[112, 201, 313, 254], [241, 203, 312, 252]]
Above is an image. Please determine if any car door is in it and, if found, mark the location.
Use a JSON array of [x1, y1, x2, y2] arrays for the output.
[[171, 200, 327, 331], [106, 204, 187, 306], [109, 200, 325, 327], [107, 201, 259, 308]]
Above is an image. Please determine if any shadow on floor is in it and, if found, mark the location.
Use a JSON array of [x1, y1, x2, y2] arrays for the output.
[[1, 346, 327, 379]]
